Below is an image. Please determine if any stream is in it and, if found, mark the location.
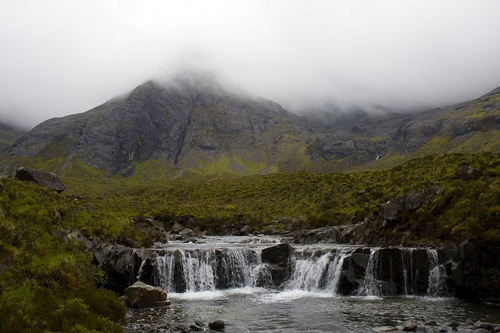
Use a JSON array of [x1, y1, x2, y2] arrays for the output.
[[124, 236, 499, 332]]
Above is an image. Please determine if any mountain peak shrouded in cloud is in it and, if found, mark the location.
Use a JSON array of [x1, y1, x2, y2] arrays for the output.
[[1, 1, 500, 129]]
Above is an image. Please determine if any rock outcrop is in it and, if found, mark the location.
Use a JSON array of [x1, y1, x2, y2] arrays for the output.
[[261, 243, 292, 285], [15, 167, 66, 193], [124, 281, 170, 308]]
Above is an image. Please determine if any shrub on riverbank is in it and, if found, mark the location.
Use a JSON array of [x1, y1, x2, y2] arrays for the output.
[[0, 180, 125, 332]]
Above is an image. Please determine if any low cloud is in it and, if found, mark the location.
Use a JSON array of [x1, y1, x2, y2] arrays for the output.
[[1, 0, 500, 128]]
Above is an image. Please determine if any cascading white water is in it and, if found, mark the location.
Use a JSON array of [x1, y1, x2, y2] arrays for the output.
[[135, 239, 451, 298], [286, 249, 352, 294], [148, 248, 272, 292], [287, 251, 333, 291], [427, 249, 447, 297], [357, 248, 381, 296]]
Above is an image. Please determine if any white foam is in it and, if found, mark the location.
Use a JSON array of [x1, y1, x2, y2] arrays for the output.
[[258, 290, 335, 303]]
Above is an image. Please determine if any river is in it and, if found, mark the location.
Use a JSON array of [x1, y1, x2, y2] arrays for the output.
[[124, 236, 499, 332]]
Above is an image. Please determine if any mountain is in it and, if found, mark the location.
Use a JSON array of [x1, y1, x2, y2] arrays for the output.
[[5, 73, 313, 178], [1, 73, 499, 178], [304, 86, 500, 171], [0, 121, 24, 157]]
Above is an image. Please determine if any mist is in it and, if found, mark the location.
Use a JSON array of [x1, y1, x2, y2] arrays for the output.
[[1, 0, 500, 129]]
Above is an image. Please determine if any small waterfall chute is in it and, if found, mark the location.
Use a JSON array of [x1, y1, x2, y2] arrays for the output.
[[426, 249, 448, 297]]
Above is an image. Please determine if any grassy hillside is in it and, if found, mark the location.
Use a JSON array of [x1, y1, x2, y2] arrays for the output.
[[0, 180, 141, 332], [0, 152, 498, 331], [61, 152, 500, 245]]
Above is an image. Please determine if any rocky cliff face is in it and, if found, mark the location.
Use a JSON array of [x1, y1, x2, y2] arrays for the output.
[[2, 75, 499, 177], [7, 74, 313, 177], [305, 86, 500, 171]]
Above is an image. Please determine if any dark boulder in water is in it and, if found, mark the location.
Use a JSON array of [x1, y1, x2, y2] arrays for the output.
[[209, 320, 225, 331]]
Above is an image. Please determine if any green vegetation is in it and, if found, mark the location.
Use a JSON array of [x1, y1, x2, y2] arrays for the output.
[[0, 179, 148, 332], [0, 152, 499, 331], [63, 152, 500, 244]]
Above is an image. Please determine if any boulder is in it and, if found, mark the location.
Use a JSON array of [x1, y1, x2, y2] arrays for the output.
[[135, 218, 169, 243], [454, 165, 482, 180], [380, 196, 405, 221], [261, 243, 292, 266], [178, 228, 194, 237], [15, 167, 66, 193], [401, 319, 418, 331], [171, 222, 185, 233], [261, 243, 292, 286], [124, 281, 170, 308], [209, 320, 225, 331], [100, 246, 141, 294]]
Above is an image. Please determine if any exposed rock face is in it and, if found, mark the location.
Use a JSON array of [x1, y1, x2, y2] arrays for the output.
[[124, 281, 170, 308], [261, 243, 292, 285], [380, 188, 439, 223], [305, 87, 500, 171], [7, 73, 312, 177], [5, 76, 498, 177], [451, 240, 500, 302], [93, 244, 141, 294], [15, 167, 66, 193]]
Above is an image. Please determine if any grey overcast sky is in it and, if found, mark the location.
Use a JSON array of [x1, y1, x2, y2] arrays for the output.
[[1, 0, 500, 129]]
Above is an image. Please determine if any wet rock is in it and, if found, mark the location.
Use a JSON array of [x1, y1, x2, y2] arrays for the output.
[[454, 165, 482, 180], [15, 167, 66, 193], [209, 320, 225, 331], [124, 281, 170, 308], [424, 320, 438, 326], [178, 228, 194, 237], [261, 243, 292, 266], [448, 321, 460, 330], [100, 245, 141, 294], [261, 243, 292, 285], [473, 329, 491, 333], [473, 322, 493, 331], [189, 324, 203, 331], [371, 326, 398, 332], [194, 320, 205, 327], [401, 319, 418, 331]]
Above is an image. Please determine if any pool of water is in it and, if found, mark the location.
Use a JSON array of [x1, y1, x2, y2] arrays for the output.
[[125, 288, 499, 332]]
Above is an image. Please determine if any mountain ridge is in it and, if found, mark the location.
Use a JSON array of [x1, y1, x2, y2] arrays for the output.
[[1, 75, 499, 178]]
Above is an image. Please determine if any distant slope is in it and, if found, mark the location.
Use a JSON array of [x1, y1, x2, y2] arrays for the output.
[[305, 85, 500, 172], [0, 121, 24, 157], [4, 73, 313, 178]]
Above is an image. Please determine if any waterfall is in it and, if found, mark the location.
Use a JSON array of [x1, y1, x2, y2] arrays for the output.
[[287, 249, 351, 294], [427, 249, 448, 297], [145, 248, 271, 292], [134, 241, 452, 297], [357, 248, 381, 296]]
